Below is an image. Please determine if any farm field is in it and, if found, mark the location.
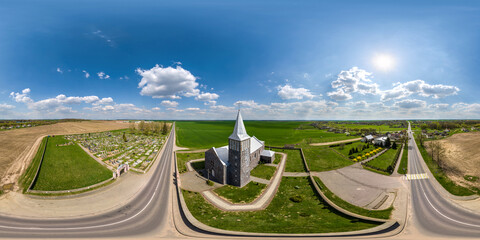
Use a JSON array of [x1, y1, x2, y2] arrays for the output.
[[0, 120, 129, 189], [65, 129, 167, 171], [183, 177, 381, 233], [303, 146, 353, 172], [332, 141, 375, 159], [175, 121, 356, 149], [321, 122, 406, 133], [31, 136, 112, 191]]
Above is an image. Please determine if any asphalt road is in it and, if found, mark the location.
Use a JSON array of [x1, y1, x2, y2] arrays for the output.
[[407, 123, 480, 238], [0, 124, 175, 238]]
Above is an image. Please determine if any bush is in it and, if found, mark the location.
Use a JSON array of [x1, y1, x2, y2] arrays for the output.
[[206, 180, 214, 186], [289, 195, 303, 203]]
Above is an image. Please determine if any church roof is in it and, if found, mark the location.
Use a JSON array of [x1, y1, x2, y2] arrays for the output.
[[213, 146, 229, 166], [250, 136, 264, 153], [229, 110, 250, 141]]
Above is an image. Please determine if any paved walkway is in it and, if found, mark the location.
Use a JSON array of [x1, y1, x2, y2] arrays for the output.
[[283, 172, 309, 177], [200, 152, 287, 211], [250, 176, 270, 185], [313, 165, 403, 210], [392, 144, 405, 176], [309, 137, 362, 146]]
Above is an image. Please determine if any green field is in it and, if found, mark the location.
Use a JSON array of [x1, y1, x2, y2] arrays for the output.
[[397, 144, 408, 174], [19, 137, 48, 192], [31, 136, 112, 191], [415, 140, 478, 196], [303, 146, 353, 172], [366, 148, 400, 172], [325, 123, 405, 133], [176, 152, 205, 173], [175, 121, 356, 149], [250, 164, 276, 180], [213, 181, 266, 203], [313, 177, 392, 219], [274, 149, 306, 172], [191, 160, 205, 171], [183, 177, 381, 233]]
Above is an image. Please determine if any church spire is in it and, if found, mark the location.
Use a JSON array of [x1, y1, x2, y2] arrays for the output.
[[229, 110, 250, 141]]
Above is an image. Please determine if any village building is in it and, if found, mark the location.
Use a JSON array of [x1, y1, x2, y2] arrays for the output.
[[362, 134, 374, 143], [205, 110, 275, 187]]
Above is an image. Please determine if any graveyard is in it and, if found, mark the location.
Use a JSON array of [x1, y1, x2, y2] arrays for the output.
[[65, 128, 168, 172]]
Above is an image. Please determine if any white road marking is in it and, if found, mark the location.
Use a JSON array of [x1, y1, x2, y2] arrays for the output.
[[0, 130, 174, 231], [404, 173, 428, 181]]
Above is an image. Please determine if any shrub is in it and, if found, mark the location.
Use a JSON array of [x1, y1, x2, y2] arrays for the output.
[[289, 195, 303, 203], [206, 180, 214, 186]]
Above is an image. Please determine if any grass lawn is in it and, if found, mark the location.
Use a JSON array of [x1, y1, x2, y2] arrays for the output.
[[213, 181, 266, 203], [31, 136, 112, 191], [273, 153, 282, 164], [416, 140, 477, 196], [397, 144, 408, 174], [366, 148, 400, 172], [191, 160, 205, 171], [274, 149, 306, 172], [19, 136, 48, 192], [303, 146, 353, 172], [183, 177, 381, 233], [250, 164, 276, 180], [175, 121, 356, 149], [313, 177, 392, 219], [176, 152, 205, 173]]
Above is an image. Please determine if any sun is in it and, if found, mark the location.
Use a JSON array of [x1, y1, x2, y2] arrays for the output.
[[373, 54, 395, 71]]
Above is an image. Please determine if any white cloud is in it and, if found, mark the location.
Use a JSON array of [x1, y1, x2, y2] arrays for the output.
[[56, 67, 63, 74], [346, 101, 368, 108], [277, 84, 315, 100], [82, 70, 90, 78], [381, 80, 459, 101], [97, 71, 110, 79], [160, 100, 179, 108], [93, 97, 114, 105], [204, 100, 217, 106], [452, 103, 480, 114], [429, 103, 449, 111], [185, 107, 200, 111], [92, 30, 114, 47], [326, 89, 352, 101], [0, 103, 15, 111], [10, 88, 33, 103], [136, 65, 200, 99], [152, 107, 161, 111], [327, 67, 379, 101], [394, 99, 427, 109], [195, 92, 219, 101]]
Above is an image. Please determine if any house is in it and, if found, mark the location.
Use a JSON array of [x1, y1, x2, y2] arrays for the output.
[[374, 136, 388, 146], [362, 135, 374, 143], [205, 110, 275, 187]]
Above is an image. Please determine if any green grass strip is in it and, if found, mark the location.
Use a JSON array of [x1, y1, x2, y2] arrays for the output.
[[313, 176, 392, 219], [19, 136, 48, 193], [176, 152, 205, 173], [397, 143, 408, 174]]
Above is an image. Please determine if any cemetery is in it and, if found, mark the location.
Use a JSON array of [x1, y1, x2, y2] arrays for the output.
[[65, 129, 167, 172]]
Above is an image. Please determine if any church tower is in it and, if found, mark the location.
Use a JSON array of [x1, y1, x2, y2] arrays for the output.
[[227, 110, 251, 187]]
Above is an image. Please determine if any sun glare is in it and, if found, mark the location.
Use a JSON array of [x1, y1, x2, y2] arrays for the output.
[[373, 54, 395, 71]]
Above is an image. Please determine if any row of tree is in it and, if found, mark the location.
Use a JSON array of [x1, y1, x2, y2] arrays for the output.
[[129, 121, 170, 135]]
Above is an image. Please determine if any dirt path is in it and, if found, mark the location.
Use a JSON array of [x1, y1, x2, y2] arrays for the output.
[[0, 121, 129, 191], [309, 137, 362, 146]]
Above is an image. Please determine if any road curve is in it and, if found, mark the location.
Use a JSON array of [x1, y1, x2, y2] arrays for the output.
[[0, 124, 175, 238], [407, 123, 480, 238]]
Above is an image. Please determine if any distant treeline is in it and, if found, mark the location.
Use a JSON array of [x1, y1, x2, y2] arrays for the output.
[[0, 119, 84, 129], [129, 121, 170, 135], [410, 120, 480, 130]]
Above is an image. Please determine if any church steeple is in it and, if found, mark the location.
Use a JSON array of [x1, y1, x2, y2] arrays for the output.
[[229, 110, 250, 141]]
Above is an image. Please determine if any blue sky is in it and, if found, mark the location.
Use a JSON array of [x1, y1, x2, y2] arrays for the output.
[[1, 0, 480, 120]]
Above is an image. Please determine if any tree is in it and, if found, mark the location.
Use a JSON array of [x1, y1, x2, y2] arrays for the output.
[[123, 132, 127, 142], [161, 122, 168, 135], [385, 137, 391, 148], [392, 142, 397, 149], [138, 121, 145, 132]]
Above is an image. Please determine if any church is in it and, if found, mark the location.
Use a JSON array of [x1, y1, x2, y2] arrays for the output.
[[205, 110, 275, 187]]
